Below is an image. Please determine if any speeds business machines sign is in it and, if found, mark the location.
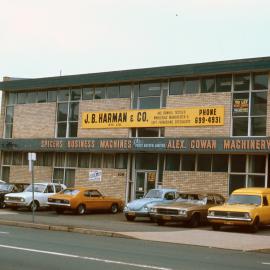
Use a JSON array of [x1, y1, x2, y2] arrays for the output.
[[82, 106, 224, 129]]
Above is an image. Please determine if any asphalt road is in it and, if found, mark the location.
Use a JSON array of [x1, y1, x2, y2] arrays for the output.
[[0, 225, 269, 270]]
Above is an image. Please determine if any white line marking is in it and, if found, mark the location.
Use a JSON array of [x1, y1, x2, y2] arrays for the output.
[[0, 231, 9, 234], [262, 262, 270, 265], [0, 244, 172, 270]]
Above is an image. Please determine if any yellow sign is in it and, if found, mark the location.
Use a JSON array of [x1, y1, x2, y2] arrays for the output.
[[82, 106, 224, 129]]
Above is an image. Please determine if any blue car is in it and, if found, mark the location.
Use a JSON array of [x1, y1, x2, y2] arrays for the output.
[[124, 188, 179, 221]]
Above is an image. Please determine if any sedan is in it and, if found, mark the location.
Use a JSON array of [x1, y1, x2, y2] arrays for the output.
[[48, 187, 124, 215]]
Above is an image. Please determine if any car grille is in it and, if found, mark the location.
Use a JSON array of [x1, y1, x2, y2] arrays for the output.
[[7, 197, 21, 202], [212, 211, 246, 218], [157, 208, 178, 215]]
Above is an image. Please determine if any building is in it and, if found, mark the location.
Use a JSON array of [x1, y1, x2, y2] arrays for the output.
[[0, 57, 270, 201]]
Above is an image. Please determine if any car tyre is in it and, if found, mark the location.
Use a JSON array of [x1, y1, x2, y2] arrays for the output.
[[212, 224, 221, 231], [250, 217, 260, 233], [111, 204, 119, 214], [29, 200, 39, 211], [188, 213, 200, 228], [77, 204, 86, 215], [125, 214, 135, 221]]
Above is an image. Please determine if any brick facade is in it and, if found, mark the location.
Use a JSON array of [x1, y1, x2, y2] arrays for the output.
[[13, 103, 56, 138]]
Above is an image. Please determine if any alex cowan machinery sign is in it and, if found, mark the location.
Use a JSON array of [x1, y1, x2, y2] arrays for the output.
[[82, 106, 224, 129]]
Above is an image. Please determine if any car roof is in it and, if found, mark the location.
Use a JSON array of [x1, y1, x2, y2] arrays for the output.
[[233, 188, 270, 195], [179, 192, 224, 197], [150, 188, 177, 192], [66, 187, 99, 191]]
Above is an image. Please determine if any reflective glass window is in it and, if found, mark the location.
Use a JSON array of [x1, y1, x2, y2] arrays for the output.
[[57, 103, 68, 121], [212, 155, 228, 172], [68, 122, 78, 137], [197, 154, 212, 171], [216, 75, 232, 92], [169, 80, 185, 95], [48, 90, 57, 102], [182, 154, 195, 171], [233, 117, 248, 136], [231, 155, 246, 172], [69, 102, 79, 121], [82, 88, 94, 100], [58, 89, 69, 101], [70, 89, 81, 101], [139, 96, 160, 109], [7, 93, 17, 105], [234, 74, 250, 91], [253, 73, 268, 90], [251, 117, 266, 136], [106, 85, 119, 98], [119, 85, 132, 98], [165, 154, 180, 171], [95, 87, 106, 99], [37, 91, 47, 103], [201, 77, 215, 93], [251, 92, 267, 116], [185, 78, 199, 94], [139, 82, 161, 97]]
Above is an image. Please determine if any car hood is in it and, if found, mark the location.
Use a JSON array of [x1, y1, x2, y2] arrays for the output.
[[127, 198, 163, 210], [154, 201, 206, 210], [209, 204, 258, 212], [5, 192, 41, 198]]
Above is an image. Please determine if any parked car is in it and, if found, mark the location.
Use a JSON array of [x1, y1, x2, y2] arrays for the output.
[[123, 188, 179, 221], [207, 188, 270, 232], [48, 187, 124, 215], [4, 182, 66, 211], [0, 183, 29, 208], [150, 192, 225, 227]]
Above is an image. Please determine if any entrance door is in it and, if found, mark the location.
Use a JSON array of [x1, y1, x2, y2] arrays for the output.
[[135, 171, 156, 199]]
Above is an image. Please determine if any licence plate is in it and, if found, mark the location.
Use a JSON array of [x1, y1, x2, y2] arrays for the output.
[[128, 212, 135, 216], [224, 221, 234, 225], [162, 216, 171, 221]]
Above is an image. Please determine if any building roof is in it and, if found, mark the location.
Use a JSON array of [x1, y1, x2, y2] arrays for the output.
[[1, 56, 270, 91]]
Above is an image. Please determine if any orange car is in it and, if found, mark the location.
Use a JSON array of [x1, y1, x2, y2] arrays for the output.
[[48, 187, 124, 215]]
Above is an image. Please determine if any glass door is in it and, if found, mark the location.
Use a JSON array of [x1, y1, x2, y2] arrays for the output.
[[135, 171, 156, 199]]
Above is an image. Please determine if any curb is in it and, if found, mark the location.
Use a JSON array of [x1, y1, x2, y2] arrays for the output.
[[0, 220, 137, 240]]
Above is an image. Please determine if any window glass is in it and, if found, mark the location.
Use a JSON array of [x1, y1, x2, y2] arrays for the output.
[[48, 90, 57, 102], [247, 175, 265, 187], [248, 155, 265, 173], [233, 93, 249, 116], [234, 74, 250, 91], [17, 92, 27, 104], [201, 77, 215, 93], [139, 97, 160, 109], [115, 154, 128, 169], [231, 155, 246, 172], [5, 107, 14, 123], [229, 174, 246, 194], [161, 89, 167, 108], [253, 73, 268, 90], [233, 117, 248, 136], [4, 124, 13, 138], [197, 154, 212, 171], [132, 84, 139, 109], [251, 92, 267, 115], [37, 91, 47, 103], [165, 154, 180, 171], [82, 87, 94, 100], [181, 154, 195, 171], [106, 85, 119, 98], [27, 92, 36, 103], [251, 117, 266, 136], [58, 89, 69, 101], [78, 153, 90, 168], [137, 128, 159, 137], [66, 153, 77, 167], [135, 154, 157, 170], [12, 152, 22, 165], [216, 75, 232, 92], [139, 82, 161, 97], [103, 154, 115, 168], [119, 84, 132, 98], [3, 152, 12, 165], [185, 78, 199, 94], [70, 89, 81, 101], [1, 166, 10, 182], [55, 153, 65, 167], [57, 103, 68, 121], [95, 87, 106, 99], [91, 153, 102, 168], [57, 123, 67, 137], [212, 155, 228, 172], [169, 80, 185, 95], [69, 102, 79, 121], [7, 93, 17, 105], [68, 122, 78, 137], [43, 153, 53, 166], [53, 168, 64, 183]]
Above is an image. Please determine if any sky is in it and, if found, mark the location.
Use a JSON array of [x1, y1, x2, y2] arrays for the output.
[[1, 0, 270, 79]]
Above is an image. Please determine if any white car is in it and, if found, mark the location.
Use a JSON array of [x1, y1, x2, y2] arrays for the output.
[[4, 182, 66, 211]]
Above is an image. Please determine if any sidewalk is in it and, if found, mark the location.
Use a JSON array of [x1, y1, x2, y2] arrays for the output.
[[0, 209, 270, 252]]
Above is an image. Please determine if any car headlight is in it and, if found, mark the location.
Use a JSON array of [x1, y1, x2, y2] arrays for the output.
[[150, 207, 157, 213], [178, 209, 187, 216], [5, 196, 9, 201], [143, 206, 149, 211], [124, 206, 128, 211], [244, 212, 250, 219], [20, 198, 25, 202], [208, 211, 215, 216]]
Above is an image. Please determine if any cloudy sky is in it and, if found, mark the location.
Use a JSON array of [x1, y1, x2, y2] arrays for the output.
[[1, 0, 270, 79]]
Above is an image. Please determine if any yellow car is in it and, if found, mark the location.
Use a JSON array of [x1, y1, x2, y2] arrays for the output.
[[48, 187, 124, 215], [207, 188, 270, 232]]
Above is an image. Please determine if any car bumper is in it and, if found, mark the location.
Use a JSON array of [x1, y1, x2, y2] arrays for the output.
[[124, 211, 150, 218], [150, 213, 189, 222], [4, 201, 28, 207], [47, 202, 71, 208], [207, 216, 253, 225]]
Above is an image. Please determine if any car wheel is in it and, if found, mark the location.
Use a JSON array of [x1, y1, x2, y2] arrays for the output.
[[77, 204, 86, 215], [29, 201, 39, 212], [157, 220, 166, 226], [188, 213, 200, 228], [212, 224, 221, 231], [250, 217, 260, 233], [0, 202, 6, 209], [111, 204, 119, 214], [125, 214, 135, 221]]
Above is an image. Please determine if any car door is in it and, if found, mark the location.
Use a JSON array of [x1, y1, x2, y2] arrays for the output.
[[260, 195, 270, 224], [41, 184, 55, 206]]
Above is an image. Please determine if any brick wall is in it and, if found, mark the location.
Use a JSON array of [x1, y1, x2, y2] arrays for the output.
[[165, 92, 232, 137], [78, 99, 130, 138], [75, 168, 127, 200], [9, 166, 53, 183], [162, 171, 228, 198], [13, 103, 56, 138]]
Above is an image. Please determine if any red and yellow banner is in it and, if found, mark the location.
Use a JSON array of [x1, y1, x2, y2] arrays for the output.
[[81, 106, 224, 129]]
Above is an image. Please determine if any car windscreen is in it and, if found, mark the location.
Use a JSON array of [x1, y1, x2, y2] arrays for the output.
[[176, 194, 207, 205], [227, 195, 261, 206], [144, 190, 163, 199], [25, 184, 46, 193], [61, 189, 80, 196], [0, 184, 13, 192]]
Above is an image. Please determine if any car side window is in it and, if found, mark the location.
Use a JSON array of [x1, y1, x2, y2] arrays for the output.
[[89, 190, 102, 197], [215, 195, 224, 205], [207, 196, 215, 204], [84, 191, 91, 197], [47, 185, 54, 193], [263, 196, 268, 206], [55, 185, 62, 193], [164, 192, 175, 200]]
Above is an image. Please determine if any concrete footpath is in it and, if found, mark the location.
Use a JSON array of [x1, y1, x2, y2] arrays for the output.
[[0, 210, 270, 252]]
